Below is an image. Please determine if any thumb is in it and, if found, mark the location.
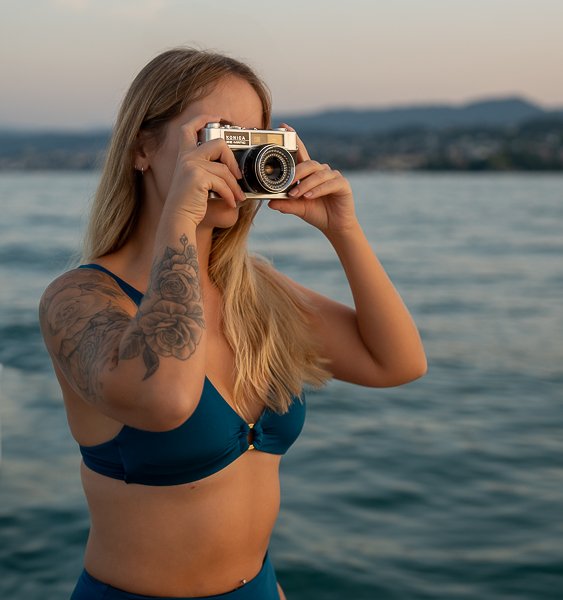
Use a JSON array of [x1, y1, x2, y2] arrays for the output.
[[268, 199, 306, 217]]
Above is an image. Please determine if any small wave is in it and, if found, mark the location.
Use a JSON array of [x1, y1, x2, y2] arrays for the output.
[[0, 243, 74, 271], [0, 323, 52, 372], [0, 505, 88, 598]]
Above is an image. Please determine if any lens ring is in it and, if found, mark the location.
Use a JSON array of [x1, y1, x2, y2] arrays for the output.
[[254, 145, 295, 193], [259, 150, 290, 189]]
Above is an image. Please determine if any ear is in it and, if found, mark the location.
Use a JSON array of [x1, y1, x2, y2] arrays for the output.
[[133, 130, 153, 172]]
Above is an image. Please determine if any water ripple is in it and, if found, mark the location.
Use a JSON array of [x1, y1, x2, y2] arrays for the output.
[[2, 172, 563, 599]]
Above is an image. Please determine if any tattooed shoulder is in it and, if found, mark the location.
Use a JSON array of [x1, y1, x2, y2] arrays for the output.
[[39, 269, 132, 337], [39, 269, 134, 403]]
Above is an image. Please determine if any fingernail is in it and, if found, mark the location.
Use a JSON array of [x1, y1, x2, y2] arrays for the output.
[[288, 188, 299, 197], [304, 191, 312, 198]]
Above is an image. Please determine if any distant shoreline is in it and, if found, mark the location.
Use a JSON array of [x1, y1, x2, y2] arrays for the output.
[[1, 103, 562, 172]]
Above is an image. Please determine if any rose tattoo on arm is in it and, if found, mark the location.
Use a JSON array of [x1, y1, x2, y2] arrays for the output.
[[39, 234, 204, 405], [120, 233, 205, 379]]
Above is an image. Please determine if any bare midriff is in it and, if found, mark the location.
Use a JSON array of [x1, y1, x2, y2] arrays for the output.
[[81, 450, 282, 597]]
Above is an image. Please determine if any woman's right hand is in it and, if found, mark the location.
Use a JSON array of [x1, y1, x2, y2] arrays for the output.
[[163, 114, 246, 225]]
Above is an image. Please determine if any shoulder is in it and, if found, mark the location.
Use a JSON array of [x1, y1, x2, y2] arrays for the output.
[[38, 267, 135, 349]]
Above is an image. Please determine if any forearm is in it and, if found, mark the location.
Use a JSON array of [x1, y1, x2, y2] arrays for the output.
[[107, 214, 207, 428], [326, 221, 427, 380]]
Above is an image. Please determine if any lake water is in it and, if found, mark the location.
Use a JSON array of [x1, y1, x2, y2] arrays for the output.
[[0, 171, 562, 599]]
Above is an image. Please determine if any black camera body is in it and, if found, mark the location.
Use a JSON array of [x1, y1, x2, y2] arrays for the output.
[[198, 122, 298, 199]]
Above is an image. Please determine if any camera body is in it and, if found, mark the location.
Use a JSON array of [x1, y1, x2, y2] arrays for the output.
[[198, 122, 298, 199]]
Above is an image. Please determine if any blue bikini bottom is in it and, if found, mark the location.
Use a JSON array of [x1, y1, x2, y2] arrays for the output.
[[70, 552, 280, 600]]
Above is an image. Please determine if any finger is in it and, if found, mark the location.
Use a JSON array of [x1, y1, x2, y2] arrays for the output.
[[289, 169, 342, 198], [191, 138, 243, 180], [267, 198, 307, 217], [179, 159, 243, 208], [206, 172, 240, 207], [280, 122, 310, 163], [178, 114, 222, 152], [295, 176, 347, 200], [184, 159, 243, 205], [201, 160, 246, 203], [293, 160, 330, 184]]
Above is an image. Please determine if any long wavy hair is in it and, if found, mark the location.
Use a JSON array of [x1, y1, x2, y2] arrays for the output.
[[81, 47, 330, 418]]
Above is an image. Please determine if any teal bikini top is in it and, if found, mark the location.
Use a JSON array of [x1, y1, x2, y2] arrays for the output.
[[76, 264, 306, 486]]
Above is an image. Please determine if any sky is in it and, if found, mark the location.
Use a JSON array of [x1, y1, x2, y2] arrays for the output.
[[1, 0, 562, 129]]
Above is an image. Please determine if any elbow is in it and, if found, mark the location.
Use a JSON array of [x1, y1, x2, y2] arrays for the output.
[[400, 356, 428, 384], [133, 394, 200, 432], [394, 354, 428, 386], [108, 377, 203, 432], [385, 343, 428, 386], [146, 402, 198, 432], [365, 354, 428, 388], [138, 382, 202, 432]]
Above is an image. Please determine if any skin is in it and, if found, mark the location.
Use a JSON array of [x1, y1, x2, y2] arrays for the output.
[[39, 75, 426, 597]]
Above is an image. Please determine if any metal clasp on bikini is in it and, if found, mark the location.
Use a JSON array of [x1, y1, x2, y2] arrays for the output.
[[247, 423, 255, 450]]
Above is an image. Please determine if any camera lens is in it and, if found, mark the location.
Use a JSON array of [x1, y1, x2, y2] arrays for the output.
[[239, 144, 295, 194], [263, 156, 283, 180], [256, 146, 294, 192]]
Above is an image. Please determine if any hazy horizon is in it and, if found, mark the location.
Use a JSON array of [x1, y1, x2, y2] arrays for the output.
[[0, 93, 560, 133], [1, 0, 562, 129]]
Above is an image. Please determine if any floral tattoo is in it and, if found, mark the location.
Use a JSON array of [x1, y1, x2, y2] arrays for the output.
[[40, 272, 132, 402], [120, 233, 204, 379], [39, 234, 204, 403]]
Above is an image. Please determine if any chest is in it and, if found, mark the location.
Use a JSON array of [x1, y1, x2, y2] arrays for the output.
[[79, 379, 307, 486]]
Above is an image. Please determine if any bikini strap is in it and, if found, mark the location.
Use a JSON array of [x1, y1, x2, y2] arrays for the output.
[[78, 263, 143, 306]]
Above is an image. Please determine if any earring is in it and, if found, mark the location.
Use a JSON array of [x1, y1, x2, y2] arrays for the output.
[[135, 165, 144, 174]]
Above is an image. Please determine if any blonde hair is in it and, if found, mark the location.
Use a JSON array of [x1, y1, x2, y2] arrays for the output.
[[82, 47, 330, 418]]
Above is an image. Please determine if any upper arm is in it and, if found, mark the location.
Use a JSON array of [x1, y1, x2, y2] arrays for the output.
[[39, 268, 137, 409], [301, 285, 387, 386], [276, 272, 397, 387]]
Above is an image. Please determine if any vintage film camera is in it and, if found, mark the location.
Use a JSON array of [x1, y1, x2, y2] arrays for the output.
[[198, 122, 298, 199]]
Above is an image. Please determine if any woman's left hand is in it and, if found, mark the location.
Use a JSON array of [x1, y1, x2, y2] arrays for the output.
[[267, 124, 358, 236]]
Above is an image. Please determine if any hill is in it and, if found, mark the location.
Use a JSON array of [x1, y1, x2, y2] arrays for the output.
[[1, 96, 562, 171], [273, 97, 555, 134]]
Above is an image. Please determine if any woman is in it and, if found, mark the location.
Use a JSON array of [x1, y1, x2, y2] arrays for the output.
[[39, 48, 426, 599]]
